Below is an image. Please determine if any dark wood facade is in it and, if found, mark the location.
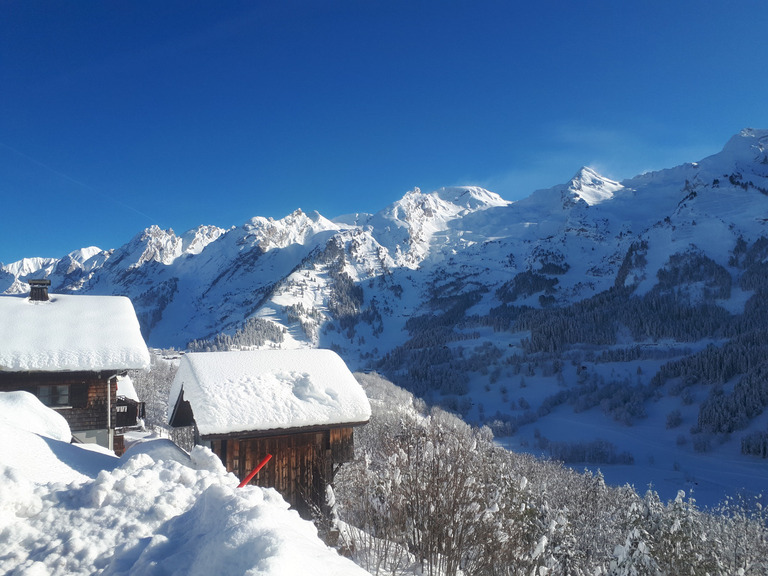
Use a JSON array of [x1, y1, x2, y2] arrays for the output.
[[115, 397, 144, 429], [0, 370, 126, 454], [205, 425, 357, 517]]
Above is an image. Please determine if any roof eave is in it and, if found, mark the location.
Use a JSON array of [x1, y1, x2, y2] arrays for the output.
[[199, 419, 370, 441]]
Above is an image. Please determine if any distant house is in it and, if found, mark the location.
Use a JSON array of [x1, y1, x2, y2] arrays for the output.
[[0, 280, 150, 454], [167, 349, 371, 516]]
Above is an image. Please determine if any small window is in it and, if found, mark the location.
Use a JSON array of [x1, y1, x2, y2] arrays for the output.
[[38, 384, 70, 407]]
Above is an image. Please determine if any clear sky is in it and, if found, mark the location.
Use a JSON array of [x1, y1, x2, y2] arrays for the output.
[[2, 0, 767, 263]]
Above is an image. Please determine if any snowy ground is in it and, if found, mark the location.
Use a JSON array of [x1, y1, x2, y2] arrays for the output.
[[0, 391, 370, 576], [498, 403, 768, 509]]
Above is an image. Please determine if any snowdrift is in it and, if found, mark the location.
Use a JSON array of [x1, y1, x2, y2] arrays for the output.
[[0, 393, 370, 576]]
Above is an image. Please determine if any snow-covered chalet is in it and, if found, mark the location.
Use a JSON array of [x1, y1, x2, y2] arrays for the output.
[[167, 349, 371, 516], [0, 280, 150, 454]]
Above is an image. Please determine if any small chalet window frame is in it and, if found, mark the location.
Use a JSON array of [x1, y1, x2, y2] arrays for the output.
[[38, 384, 72, 409]]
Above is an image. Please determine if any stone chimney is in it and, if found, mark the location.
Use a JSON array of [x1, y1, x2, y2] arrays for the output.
[[28, 279, 51, 302]]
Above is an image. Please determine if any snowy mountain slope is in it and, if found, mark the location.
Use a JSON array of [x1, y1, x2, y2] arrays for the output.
[[4, 128, 767, 352], [4, 127, 768, 361], [5, 129, 768, 503]]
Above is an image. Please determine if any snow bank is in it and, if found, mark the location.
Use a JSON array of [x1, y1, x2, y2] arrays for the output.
[[0, 399, 369, 575], [0, 424, 118, 486], [0, 294, 150, 372], [0, 443, 370, 576], [168, 349, 371, 436], [122, 438, 192, 467], [0, 391, 120, 485], [0, 390, 71, 441]]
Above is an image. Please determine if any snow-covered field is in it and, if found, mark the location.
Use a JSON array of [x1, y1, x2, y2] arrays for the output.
[[0, 391, 370, 576]]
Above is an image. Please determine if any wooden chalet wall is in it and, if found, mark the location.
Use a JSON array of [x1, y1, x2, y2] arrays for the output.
[[115, 398, 144, 429], [0, 371, 117, 433], [209, 426, 355, 517]]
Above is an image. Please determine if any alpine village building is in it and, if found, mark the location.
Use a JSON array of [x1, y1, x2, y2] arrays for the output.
[[0, 280, 150, 454], [167, 349, 371, 517]]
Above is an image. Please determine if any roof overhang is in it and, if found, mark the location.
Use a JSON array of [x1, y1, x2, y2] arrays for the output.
[[199, 419, 370, 442]]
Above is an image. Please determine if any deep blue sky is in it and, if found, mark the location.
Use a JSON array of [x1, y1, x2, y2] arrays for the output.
[[2, 1, 767, 263]]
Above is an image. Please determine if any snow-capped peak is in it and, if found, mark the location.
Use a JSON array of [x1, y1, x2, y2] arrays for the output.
[[244, 208, 339, 251], [714, 127, 768, 166], [53, 246, 110, 276], [432, 186, 511, 211], [381, 187, 456, 229], [181, 225, 227, 255], [115, 225, 183, 269], [2, 257, 58, 279], [384, 185, 507, 224], [365, 186, 510, 268], [567, 166, 623, 206], [67, 246, 103, 263]]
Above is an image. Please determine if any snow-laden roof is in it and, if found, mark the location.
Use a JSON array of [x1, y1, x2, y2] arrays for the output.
[[168, 349, 371, 436], [116, 374, 140, 402], [0, 294, 150, 372]]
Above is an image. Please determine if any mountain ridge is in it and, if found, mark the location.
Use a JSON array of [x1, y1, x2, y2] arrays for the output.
[[4, 129, 768, 348]]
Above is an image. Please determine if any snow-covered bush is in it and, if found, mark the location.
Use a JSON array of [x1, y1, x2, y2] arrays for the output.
[[337, 373, 768, 576]]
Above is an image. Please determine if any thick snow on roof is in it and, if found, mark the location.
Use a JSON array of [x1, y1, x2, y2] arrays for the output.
[[0, 293, 150, 372], [116, 374, 140, 402], [169, 349, 371, 436]]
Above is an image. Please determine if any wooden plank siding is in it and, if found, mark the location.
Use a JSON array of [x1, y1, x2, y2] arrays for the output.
[[209, 426, 356, 517], [115, 400, 140, 429], [330, 427, 355, 462]]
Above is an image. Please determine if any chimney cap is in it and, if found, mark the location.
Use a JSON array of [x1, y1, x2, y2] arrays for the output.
[[29, 278, 51, 301]]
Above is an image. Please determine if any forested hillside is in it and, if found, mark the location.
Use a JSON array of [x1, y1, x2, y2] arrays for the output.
[[336, 372, 768, 576]]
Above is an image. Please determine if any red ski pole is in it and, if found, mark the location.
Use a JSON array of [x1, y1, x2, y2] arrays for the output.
[[238, 454, 273, 488]]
